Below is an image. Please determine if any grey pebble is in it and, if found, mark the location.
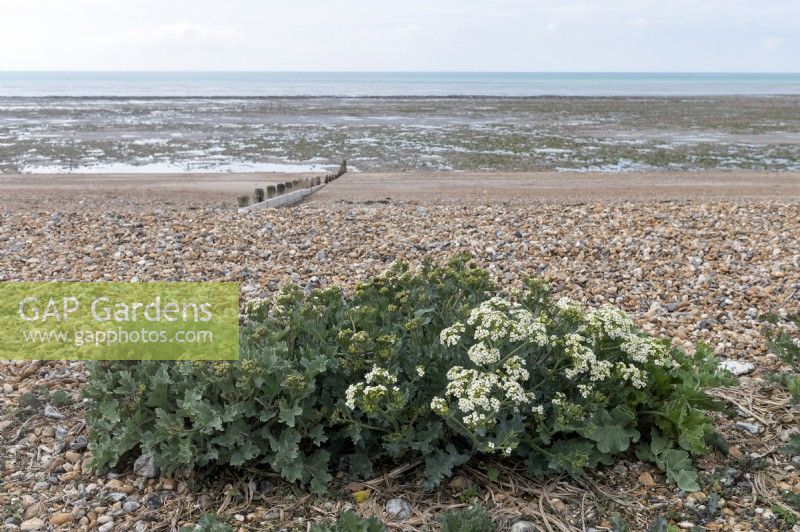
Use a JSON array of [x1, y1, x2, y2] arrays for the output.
[[735, 421, 760, 434], [384, 498, 413, 521]]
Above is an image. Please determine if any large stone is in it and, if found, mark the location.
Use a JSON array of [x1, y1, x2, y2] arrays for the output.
[[719, 359, 755, 376], [50, 513, 74, 526], [20, 518, 45, 531], [133, 452, 159, 479], [384, 498, 412, 521]]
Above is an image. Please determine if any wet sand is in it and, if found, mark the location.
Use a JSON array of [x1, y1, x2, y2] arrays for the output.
[[309, 171, 800, 204], [0, 173, 313, 211], [1, 171, 799, 212]]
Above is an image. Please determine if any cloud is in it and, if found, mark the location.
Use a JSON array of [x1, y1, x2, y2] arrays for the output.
[[626, 18, 649, 29], [86, 22, 244, 52], [760, 36, 786, 51]]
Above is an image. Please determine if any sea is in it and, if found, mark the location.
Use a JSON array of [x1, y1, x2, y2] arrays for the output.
[[1, 72, 799, 174], [1, 71, 800, 97]]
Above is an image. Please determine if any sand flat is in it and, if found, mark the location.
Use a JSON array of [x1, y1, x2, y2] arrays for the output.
[[2, 171, 799, 211], [0, 172, 317, 211], [308, 171, 800, 204]]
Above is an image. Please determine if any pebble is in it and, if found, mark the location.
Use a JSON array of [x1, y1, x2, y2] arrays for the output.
[[384, 498, 413, 520], [19, 518, 44, 531], [735, 422, 761, 434], [719, 359, 755, 376], [639, 471, 657, 487], [98, 522, 114, 532], [43, 405, 65, 419], [133, 452, 159, 479], [447, 476, 470, 491], [64, 451, 81, 464], [49, 513, 74, 526], [123, 501, 141, 513], [549, 498, 566, 513], [70, 436, 88, 451], [510, 521, 537, 532]]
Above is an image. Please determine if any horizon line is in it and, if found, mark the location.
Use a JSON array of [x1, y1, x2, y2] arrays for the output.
[[2, 70, 800, 75]]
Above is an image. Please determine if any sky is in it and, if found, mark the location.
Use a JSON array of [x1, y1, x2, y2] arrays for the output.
[[0, 0, 798, 72]]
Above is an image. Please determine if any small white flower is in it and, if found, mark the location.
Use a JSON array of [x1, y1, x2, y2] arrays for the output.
[[345, 383, 362, 410], [431, 396, 449, 415], [364, 365, 397, 385], [439, 322, 466, 347], [467, 342, 501, 366]]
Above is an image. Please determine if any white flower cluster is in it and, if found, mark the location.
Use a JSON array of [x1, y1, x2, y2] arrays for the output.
[[556, 297, 583, 314], [501, 356, 530, 404], [468, 297, 513, 342], [508, 308, 549, 345], [432, 358, 534, 430], [563, 333, 612, 382], [467, 342, 501, 366], [586, 305, 634, 339], [270, 295, 293, 320], [551, 392, 567, 406], [462, 296, 549, 346], [616, 362, 647, 389], [561, 303, 672, 393], [430, 396, 449, 415], [620, 334, 671, 366], [345, 365, 402, 413], [439, 322, 465, 347]]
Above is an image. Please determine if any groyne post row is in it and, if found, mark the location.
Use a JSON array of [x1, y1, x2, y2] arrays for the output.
[[238, 160, 346, 211]]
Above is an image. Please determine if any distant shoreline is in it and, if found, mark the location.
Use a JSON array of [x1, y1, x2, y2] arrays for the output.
[[2, 71, 800, 98], [3, 94, 800, 99]]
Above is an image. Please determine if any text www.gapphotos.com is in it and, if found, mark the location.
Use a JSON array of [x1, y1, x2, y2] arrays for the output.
[[21, 328, 214, 347]]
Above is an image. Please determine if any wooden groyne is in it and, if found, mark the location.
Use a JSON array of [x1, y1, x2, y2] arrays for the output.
[[238, 160, 346, 211]]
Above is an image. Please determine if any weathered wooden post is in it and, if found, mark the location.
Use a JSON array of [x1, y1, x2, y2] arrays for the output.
[[277, 183, 286, 195], [267, 185, 277, 198], [254, 188, 265, 203], [237, 195, 250, 208]]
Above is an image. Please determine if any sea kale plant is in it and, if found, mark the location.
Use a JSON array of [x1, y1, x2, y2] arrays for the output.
[[85, 256, 733, 493], [764, 311, 800, 457], [765, 312, 800, 403]]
